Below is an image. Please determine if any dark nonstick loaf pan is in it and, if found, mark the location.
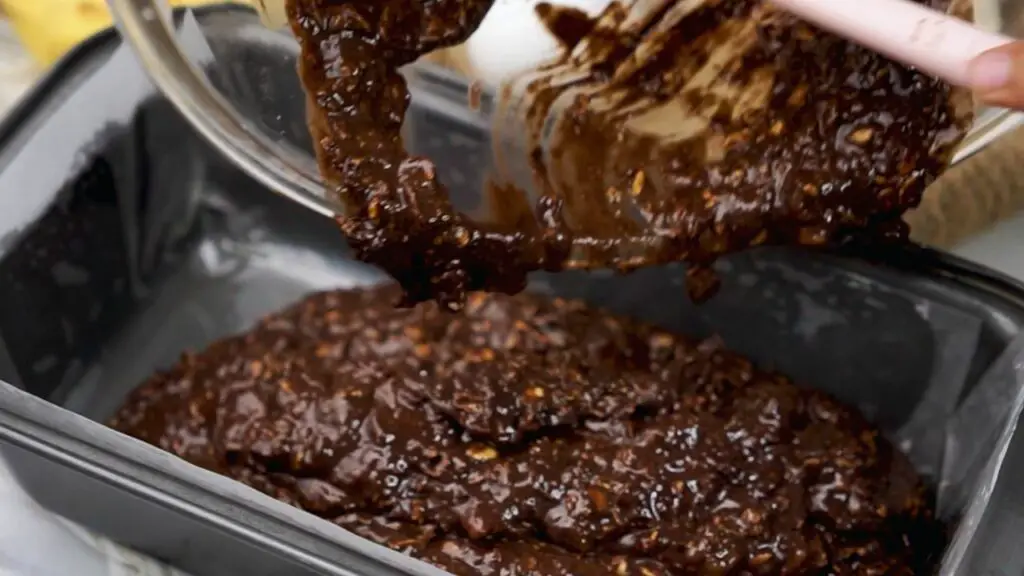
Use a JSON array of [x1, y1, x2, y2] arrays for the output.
[[2, 6, 1024, 576]]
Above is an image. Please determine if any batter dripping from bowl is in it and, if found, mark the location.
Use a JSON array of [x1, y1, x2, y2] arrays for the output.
[[285, 0, 974, 310]]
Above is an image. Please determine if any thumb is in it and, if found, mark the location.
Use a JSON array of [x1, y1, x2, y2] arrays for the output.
[[969, 42, 1024, 110]]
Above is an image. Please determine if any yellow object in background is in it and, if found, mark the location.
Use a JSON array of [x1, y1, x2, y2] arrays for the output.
[[1, 0, 249, 68]]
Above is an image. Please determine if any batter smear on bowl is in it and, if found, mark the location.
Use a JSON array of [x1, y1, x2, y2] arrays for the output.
[[284, 0, 972, 309], [111, 286, 945, 575]]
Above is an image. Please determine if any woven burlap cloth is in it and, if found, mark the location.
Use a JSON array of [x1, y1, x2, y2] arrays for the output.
[[907, 125, 1024, 248], [906, 0, 1024, 249]]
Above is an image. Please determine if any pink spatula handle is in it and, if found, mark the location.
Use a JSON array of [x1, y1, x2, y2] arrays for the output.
[[771, 0, 1013, 87]]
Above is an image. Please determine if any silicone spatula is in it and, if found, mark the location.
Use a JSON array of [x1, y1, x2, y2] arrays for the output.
[[771, 0, 1013, 87]]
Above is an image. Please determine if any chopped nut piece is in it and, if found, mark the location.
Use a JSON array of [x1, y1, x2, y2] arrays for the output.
[[525, 386, 546, 399], [848, 126, 874, 145], [248, 360, 264, 377], [631, 171, 646, 197], [586, 486, 608, 511], [366, 197, 380, 221], [452, 226, 471, 247], [465, 445, 498, 461]]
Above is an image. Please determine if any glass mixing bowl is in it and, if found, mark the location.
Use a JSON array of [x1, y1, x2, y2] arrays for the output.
[[107, 0, 1024, 232], [107, 0, 338, 219]]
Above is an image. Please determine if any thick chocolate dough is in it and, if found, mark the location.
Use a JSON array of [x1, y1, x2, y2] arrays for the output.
[[111, 286, 945, 575], [284, 0, 971, 308]]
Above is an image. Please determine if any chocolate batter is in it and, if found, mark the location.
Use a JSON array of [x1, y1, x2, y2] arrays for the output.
[[111, 286, 945, 575], [284, 0, 971, 308]]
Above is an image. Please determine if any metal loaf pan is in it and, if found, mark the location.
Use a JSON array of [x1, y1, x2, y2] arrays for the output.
[[3, 7, 1024, 576]]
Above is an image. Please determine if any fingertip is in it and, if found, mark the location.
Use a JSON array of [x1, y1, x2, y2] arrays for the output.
[[969, 50, 1013, 90]]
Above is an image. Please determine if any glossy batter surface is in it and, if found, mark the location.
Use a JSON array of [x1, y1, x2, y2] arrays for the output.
[[111, 286, 944, 575], [284, 0, 971, 308]]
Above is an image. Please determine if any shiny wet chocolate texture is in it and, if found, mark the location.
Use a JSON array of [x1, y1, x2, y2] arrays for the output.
[[284, 0, 971, 309], [111, 286, 945, 575]]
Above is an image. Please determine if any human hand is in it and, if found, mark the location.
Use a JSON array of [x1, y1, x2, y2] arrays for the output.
[[970, 43, 1024, 110]]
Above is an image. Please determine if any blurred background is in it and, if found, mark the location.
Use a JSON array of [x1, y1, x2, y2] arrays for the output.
[[0, 0, 613, 101], [0, 0, 1014, 116], [0, 0, 254, 116], [0, 0, 1015, 109]]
